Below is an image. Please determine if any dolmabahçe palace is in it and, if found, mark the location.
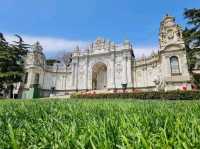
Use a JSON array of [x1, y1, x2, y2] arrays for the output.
[[15, 14, 200, 98]]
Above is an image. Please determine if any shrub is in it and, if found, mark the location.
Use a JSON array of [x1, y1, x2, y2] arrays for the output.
[[71, 91, 200, 100]]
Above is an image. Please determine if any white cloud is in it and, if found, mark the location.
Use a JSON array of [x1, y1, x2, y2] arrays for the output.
[[4, 33, 89, 55], [134, 46, 159, 58], [4, 33, 157, 58]]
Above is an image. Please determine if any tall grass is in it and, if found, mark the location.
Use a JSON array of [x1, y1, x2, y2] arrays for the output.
[[0, 99, 200, 148]]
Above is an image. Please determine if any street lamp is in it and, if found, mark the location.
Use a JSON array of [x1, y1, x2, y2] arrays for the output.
[[121, 83, 127, 93]]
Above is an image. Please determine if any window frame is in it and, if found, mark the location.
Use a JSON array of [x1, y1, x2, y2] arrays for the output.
[[34, 73, 40, 84], [170, 56, 181, 76], [24, 72, 28, 84]]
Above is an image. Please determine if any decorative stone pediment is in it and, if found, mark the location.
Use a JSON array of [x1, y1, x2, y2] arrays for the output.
[[89, 37, 115, 53], [162, 43, 184, 52], [159, 14, 184, 50]]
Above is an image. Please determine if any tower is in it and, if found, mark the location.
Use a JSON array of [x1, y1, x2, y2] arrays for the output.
[[22, 42, 46, 98], [159, 14, 184, 50], [158, 14, 191, 91]]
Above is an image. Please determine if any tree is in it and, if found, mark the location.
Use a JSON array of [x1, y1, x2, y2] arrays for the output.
[[56, 51, 72, 93], [0, 33, 29, 97], [183, 8, 200, 88], [46, 59, 60, 66], [57, 51, 72, 68], [0, 33, 9, 92]]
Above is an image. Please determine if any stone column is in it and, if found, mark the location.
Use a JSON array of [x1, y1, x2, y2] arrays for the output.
[[75, 57, 79, 91], [29, 69, 35, 87], [122, 55, 128, 85], [162, 55, 170, 78], [112, 50, 116, 89], [72, 46, 80, 91], [126, 55, 133, 88], [144, 58, 147, 87], [41, 70, 45, 89], [71, 63, 75, 89], [133, 58, 136, 88], [122, 41, 134, 88], [85, 54, 89, 91]]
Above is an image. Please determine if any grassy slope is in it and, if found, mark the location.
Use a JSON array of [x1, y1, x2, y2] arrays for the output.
[[0, 99, 200, 148]]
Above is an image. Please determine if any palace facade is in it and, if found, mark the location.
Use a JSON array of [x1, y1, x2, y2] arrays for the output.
[[21, 15, 192, 98]]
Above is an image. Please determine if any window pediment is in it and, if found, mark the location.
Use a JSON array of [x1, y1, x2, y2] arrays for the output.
[[162, 44, 183, 52]]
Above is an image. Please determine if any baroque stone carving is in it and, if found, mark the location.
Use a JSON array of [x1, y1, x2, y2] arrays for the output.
[[153, 75, 166, 91], [79, 64, 85, 80], [116, 63, 122, 73], [21, 14, 192, 96], [33, 42, 43, 53], [89, 37, 114, 52], [159, 14, 183, 49]]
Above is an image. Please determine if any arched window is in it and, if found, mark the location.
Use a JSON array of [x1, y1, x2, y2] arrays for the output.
[[170, 56, 180, 75]]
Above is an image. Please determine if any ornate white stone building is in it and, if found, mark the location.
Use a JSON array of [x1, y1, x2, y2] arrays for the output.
[[22, 15, 192, 98]]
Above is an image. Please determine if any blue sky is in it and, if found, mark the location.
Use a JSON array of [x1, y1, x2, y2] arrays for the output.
[[0, 0, 199, 57]]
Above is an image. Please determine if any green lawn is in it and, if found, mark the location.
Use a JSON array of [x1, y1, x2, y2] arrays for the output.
[[0, 99, 200, 148]]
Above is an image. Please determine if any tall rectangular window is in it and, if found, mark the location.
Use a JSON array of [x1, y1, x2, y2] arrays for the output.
[[24, 72, 28, 84], [34, 73, 40, 84], [170, 56, 180, 75]]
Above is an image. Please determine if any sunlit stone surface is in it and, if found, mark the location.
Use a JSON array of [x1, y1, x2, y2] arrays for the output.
[[22, 15, 193, 97]]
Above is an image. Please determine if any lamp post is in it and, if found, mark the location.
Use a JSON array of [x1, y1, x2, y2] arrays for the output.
[[50, 87, 55, 94], [121, 83, 127, 93]]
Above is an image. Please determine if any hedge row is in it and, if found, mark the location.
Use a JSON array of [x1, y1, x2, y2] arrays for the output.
[[71, 91, 200, 100]]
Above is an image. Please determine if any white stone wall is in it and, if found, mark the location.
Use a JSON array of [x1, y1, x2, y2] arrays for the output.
[[69, 38, 134, 91], [160, 47, 190, 80], [115, 53, 124, 88], [133, 45, 191, 91], [43, 73, 65, 90], [133, 59, 160, 88], [80, 54, 113, 90], [23, 14, 194, 94], [24, 39, 191, 93], [24, 42, 192, 93]]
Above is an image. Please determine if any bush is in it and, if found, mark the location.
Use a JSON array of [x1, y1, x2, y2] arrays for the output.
[[71, 91, 200, 100]]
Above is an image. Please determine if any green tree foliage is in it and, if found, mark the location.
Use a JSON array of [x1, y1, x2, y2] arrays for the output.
[[0, 33, 29, 95], [183, 8, 200, 88], [0, 33, 9, 91], [183, 8, 200, 71], [46, 59, 60, 66]]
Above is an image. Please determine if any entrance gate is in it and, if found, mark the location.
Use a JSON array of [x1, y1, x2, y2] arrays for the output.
[[92, 63, 107, 90]]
